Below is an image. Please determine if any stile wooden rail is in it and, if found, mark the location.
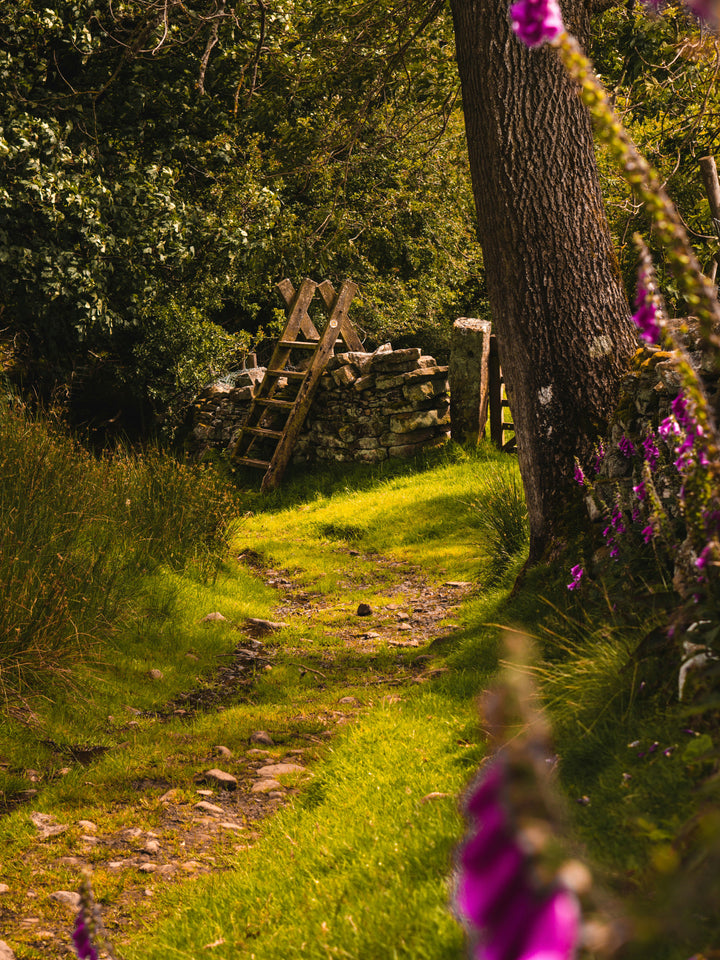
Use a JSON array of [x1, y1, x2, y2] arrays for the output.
[[230, 277, 362, 491], [488, 334, 516, 452]]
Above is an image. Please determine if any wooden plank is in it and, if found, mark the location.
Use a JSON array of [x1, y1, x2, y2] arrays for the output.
[[244, 427, 284, 438], [488, 335, 503, 449], [255, 398, 295, 408], [317, 279, 364, 351], [277, 278, 321, 341], [477, 325, 492, 441], [277, 340, 317, 350], [261, 279, 357, 492], [235, 457, 271, 469], [265, 369, 306, 380]]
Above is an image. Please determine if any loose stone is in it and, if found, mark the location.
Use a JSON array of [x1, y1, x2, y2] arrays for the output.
[[194, 801, 224, 815], [249, 730, 274, 746], [49, 891, 81, 909], [204, 768, 238, 790], [251, 779, 282, 794], [257, 763, 306, 777]]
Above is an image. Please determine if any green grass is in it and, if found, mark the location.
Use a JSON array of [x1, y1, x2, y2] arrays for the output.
[[124, 698, 473, 960], [1, 419, 718, 960], [0, 400, 240, 703]]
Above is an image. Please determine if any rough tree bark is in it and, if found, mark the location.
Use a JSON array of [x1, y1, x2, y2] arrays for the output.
[[449, 0, 637, 562]]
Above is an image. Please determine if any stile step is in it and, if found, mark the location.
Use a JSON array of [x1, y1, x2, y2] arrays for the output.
[[265, 369, 307, 380], [235, 457, 271, 470], [255, 398, 295, 408], [244, 427, 283, 439]]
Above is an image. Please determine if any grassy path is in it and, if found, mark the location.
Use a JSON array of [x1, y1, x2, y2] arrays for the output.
[[1, 447, 524, 959]]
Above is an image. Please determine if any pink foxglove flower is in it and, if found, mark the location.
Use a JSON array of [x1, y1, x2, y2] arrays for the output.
[[457, 757, 580, 960], [632, 278, 662, 344], [618, 436, 635, 458], [642, 434, 659, 471], [509, 0, 565, 47]]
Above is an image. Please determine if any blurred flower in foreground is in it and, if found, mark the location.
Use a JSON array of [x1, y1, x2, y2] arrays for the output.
[[457, 756, 580, 959], [72, 872, 117, 960], [454, 633, 626, 960], [509, 0, 564, 47]]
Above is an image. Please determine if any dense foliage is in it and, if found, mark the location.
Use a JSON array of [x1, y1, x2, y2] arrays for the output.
[[589, 5, 720, 310], [0, 0, 483, 437]]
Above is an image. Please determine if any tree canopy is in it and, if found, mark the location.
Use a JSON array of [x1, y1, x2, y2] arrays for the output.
[[1, 0, 483, 436]]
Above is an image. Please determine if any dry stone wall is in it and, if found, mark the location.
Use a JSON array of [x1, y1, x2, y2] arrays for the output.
[[185, 345, 450, 464]]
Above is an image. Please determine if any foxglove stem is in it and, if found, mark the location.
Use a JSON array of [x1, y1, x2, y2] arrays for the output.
[[72, 873, 118, 960], [552, 33, 720, 351]]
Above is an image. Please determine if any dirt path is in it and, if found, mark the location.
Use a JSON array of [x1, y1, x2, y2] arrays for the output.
[[3, 550, 472, 959]]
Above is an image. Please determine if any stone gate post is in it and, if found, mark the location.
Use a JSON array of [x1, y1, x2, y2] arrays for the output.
[[449, 318, 492, 444]]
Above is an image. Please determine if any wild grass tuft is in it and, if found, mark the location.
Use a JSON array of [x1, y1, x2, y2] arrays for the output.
[[467, 465, 529, 583], [0, 401, 240, 702]]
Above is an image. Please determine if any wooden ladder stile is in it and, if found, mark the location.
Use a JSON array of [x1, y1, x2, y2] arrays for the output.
[[231, 277, 360, 491]]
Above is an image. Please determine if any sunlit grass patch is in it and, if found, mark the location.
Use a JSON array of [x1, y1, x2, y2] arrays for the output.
[[123, 696, 475, 960], [234, 441, 522, 584]]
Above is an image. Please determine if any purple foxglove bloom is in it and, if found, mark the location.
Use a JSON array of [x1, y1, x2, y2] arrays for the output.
[[618, 436, 635, 458], [573, 462, 585, 485], [567, 564, 584, 590], [671, 393, 689, 428], [659, 416, 680, 439], [510, 0, 565, 47], [457, 757, 580, 960], [593, 443, 605, 474], [632, 286, 662, 343], [642, 434, 659, 470], [642, 524, 654, 543], [72, 911, 99, 960], [517, 888, 580, 960], [631, 508, 640, 522], [633, 481, 646, 502], [610, 507, 626, 535]]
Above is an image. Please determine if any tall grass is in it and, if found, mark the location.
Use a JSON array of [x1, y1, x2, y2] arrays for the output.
[[0, 401, 239, 701], [467, 465, 529, 583]]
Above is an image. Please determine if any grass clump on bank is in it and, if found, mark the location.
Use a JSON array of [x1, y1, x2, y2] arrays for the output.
[[0, 400, 240, 702]]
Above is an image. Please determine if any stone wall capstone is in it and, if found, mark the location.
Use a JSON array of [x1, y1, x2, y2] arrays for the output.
[[185, 344, 450, 465]]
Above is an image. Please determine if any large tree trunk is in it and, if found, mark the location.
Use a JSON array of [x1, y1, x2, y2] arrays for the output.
[[450, 0, 637, 562]]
